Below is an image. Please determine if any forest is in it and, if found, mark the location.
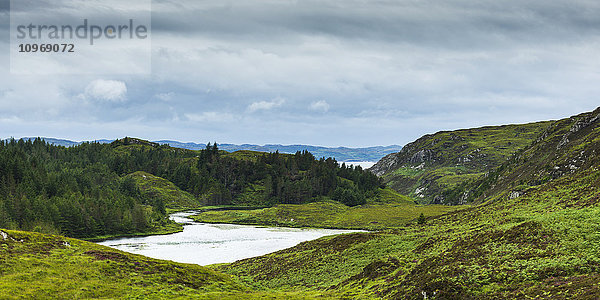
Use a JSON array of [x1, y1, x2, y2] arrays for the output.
[[0, 137, 382, 238]]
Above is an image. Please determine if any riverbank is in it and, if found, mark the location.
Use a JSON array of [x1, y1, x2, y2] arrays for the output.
[[190, 201, 470, 231], [83, 220, 184, 242], [86, 206, 273, 242], [97, 211, 360, 265]]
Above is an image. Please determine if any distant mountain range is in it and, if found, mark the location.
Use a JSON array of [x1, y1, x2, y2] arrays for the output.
[[5, 137, 402, 162]]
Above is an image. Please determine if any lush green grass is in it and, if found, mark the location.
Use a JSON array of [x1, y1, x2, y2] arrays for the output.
[[216, 167, 600, 299], [223, 150, 289, 162], [192, 189, 468, 230], [0, 229, 243, 299], [128, 171, 201, 209], [83, 220, 183, 242], [374, 121, 553, 203], [0, 229, 343, 299]]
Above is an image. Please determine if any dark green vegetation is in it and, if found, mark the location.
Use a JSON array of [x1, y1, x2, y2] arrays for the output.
[[13, 137, 402, 162], [371, 121, 552, 204], [0, 229, 339, 299], [0, 137, 382, 239], [2, 107, 600, 299], [192, 189, 468, 230], [216, 107, 600, 299], [126, 171, 198, 210]]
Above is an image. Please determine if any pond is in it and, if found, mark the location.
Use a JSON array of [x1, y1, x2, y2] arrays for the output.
[[97, 211, 361, 265]]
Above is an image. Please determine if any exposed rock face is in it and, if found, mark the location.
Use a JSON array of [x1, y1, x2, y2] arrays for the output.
[[370, 107, 600, 205], [508, 191, 522, 200], [368, 120, 554, 205], [369, 152, 401, 177], [557, 112, 600, 150], [410, 149, 434, 164], [369, 138, 437, 177]]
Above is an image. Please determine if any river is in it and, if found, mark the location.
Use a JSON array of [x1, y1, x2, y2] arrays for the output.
[[97, 211, 361, 266]]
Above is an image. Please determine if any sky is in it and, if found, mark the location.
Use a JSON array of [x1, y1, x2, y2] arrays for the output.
[[1, 0, 600, 147]]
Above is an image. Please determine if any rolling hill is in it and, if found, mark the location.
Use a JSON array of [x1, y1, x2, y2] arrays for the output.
[[4, 137, 401, 163], [217, 107, 600, 299], [2, 107, 600, 299], [370, 121, 552, 204]]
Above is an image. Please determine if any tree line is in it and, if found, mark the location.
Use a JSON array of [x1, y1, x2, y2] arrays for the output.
[[0, 138, 382, 238]]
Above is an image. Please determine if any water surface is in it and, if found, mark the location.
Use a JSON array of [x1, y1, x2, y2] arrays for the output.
[[98, 211, 360, 265], [342, 161, 376, 169]]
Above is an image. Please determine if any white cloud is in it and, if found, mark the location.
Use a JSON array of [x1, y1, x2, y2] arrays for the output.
[[0, 116, 21, 123], [310, 100, 330, 112], [156, 92, 175, 102], [247, 98, 285, 113], [82, 80, 128, 102], [185, 112, 235, 122]]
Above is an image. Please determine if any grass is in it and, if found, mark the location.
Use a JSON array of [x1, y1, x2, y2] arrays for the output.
[[0, 229, 347, 299], [83, 220, 184, 242], [127, 171, 201, 209], [212, 167, 600, 299], [0, 229, 245, 299], [191, 189, 469, 231], [223, 150, 285, 162], [377, 121, 553, 203]]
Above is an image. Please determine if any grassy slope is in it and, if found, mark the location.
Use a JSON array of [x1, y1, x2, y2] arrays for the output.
[[0, 229, 243, 299], [191, 189, 468, 230], [217, 167, 600, 299], [223, 150, 285, 162], [216, 108, 600, 299], [371, 121, 552, 204], [461, 108, 600, 204], [127, 171, 200, 209], [84, 171, 203, 241], [0, 229, 342, 299]]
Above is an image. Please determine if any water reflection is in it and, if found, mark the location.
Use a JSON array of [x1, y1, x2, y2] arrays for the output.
[[98, 211, 360, 265]]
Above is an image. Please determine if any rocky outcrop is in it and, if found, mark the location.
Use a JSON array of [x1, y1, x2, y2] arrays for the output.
[[410, 149, 434, 164], [369, 153, 400, 177], [557, 111, 600, 150], [368, 119, 553, 205]]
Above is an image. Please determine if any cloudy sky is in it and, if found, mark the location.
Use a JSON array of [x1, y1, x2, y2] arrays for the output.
[[1, 0, 600, 147]]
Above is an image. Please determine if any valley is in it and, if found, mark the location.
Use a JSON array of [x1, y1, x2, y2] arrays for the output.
[[2, 107, 600, 299]]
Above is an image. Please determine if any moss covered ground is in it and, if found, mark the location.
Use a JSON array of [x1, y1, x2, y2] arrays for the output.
[[191, 189, 468, 230], [215, 167, 600, 299], [128, 171, 201, 209], [0, 229, 344, 299], [3, 109, 600, 299], [376, 121, 552, 204]]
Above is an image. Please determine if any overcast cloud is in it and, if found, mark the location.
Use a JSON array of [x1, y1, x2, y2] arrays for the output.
[[1, 0, 600, 147]]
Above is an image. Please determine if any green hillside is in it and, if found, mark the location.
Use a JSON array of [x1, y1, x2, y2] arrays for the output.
[[0, 137, 382, 239], [0, 229, 243, 299], [370, 121, 552, 204], [216, 108, 600, 298], [213, 108, 600, 298], [446, 107, 600, 204], [126, 171, 200, 209], [0, 229, 343, 299], [220, 166, 600, 298], [192, 189, 467, 230], [2, 108, 600, 299]]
